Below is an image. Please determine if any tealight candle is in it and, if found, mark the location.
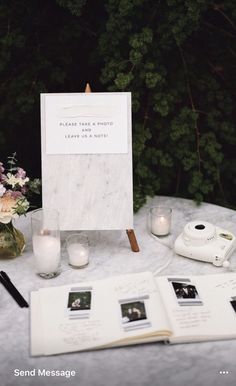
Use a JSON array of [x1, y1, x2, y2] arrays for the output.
[[67, 243, 89, 267], [149, 207, 172, 237], [66, 234, 89, 268], [151, 215, 170, 236]]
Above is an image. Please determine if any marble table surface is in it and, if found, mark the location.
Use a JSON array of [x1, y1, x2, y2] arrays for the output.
[[1, 196, 236, 386]]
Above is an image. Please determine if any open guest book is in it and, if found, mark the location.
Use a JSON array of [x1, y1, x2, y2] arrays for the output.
[[31, 271, 236, 356]]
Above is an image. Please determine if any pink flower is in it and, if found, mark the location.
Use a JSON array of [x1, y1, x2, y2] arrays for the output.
[[21, 186, 28, 195], [9, 190, 23, 199], [16, 167, 27, 179], [0, 174, 6, 183], [0, 184, 6, 197], [0, 162, 6, 183]]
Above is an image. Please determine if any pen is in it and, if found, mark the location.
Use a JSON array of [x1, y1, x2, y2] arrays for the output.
[[0, 271, 29, 308], [0, 270, 11, 283]]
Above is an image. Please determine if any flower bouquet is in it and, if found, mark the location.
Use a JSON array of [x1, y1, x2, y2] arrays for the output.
[[0, 153, 40, 258]]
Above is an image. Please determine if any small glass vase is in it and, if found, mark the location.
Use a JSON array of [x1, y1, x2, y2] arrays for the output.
[[0, 221, 25, 258]]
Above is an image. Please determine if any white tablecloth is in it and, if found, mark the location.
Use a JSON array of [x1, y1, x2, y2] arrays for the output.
[[1, 196, 236, 386]]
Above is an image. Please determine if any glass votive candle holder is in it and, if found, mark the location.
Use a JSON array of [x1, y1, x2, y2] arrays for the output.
[[148, 207, 172, 237], [66, 233, 89, 269], [31, 208, 61, 279]]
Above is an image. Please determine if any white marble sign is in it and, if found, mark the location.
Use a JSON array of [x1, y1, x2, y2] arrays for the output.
[[40, 92, 133, 230]]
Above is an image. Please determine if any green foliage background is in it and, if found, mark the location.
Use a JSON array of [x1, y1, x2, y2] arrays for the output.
[[0, 0, 236, 211]]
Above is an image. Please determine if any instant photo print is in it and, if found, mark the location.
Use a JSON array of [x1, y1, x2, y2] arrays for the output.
[[168, 278, 203, 306], [119, 295, 151, 332], [66, 286, 93, 319]]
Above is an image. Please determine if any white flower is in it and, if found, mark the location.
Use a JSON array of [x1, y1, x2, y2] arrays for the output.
[[17, 177, 29, 187], [0, 184, 6, 197], [5, 173, 29, 188], [5, 173, 18, 188], [0, 212, 17, 224], [15, 197, 30, 214]]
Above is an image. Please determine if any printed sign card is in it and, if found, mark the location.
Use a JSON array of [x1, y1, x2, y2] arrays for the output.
[[41, 92, 133, 230], [45, 94, 128, 155]]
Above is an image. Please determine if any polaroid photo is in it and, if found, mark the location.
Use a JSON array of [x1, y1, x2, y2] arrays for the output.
[[230, 296, 236, 313], [66, 286, 92, 319], [168, 278, 203, 306], [119, 295, 151, 332]]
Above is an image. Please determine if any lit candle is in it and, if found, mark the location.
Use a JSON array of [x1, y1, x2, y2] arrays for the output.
[[32, 235, 61, 274], [151, 215, 170, 236], [67, 243, 89, 268]]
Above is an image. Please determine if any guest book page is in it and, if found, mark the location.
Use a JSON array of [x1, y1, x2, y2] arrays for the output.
[[156, 274, 236, 342], [31, 272, 236, 356], [41, 92, 133, 230], [31, 272, 171, 356]]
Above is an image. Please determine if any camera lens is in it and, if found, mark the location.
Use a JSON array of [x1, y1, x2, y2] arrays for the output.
[[195, 224, 205, 230]]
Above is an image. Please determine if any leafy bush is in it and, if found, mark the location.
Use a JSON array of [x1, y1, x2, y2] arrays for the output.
[[0, 0, 235, 210]]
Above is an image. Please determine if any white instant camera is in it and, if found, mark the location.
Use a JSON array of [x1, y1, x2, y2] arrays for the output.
[[174, 221, 236, 266]]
